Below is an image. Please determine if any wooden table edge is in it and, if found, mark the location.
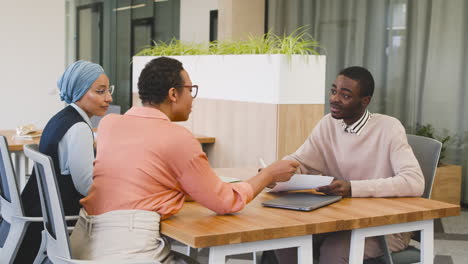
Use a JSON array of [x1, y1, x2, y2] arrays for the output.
[[2, 129, 215, 151], [161, 202, 460, 248]]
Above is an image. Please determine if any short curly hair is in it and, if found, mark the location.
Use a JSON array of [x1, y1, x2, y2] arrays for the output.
[[138, 57, 185, 105], [339, 66, 374, 97]]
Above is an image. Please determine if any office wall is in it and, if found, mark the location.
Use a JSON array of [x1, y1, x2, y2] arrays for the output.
[[0, 0, 65, 130], [180, 0, 217, 43]]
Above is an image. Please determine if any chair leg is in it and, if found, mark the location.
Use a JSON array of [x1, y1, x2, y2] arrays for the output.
[[376, 235, 394, 264], [33, 230, 47, 264]]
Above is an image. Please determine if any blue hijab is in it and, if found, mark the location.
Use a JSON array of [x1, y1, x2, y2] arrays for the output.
[[57, 60, 105, 104]]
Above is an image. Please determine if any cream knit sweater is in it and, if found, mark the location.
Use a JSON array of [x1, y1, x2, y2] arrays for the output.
[[285, 113, 424, 197]]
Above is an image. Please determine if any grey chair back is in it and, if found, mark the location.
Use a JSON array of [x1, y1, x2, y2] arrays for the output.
[[90, 104, 121, 128], [407, 134, 442, 199], [0, 136, 21, 214], [23, 144, 73, 261], [374, 135, 443, 264], [0, 136, 43, 263]]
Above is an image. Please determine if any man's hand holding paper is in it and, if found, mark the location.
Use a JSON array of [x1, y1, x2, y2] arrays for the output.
[[316, 179, 352, 197]]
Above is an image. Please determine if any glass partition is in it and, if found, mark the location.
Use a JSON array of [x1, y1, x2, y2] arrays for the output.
[[66, 0, 180, 112]]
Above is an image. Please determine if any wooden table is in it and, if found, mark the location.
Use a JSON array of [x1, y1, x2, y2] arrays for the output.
[[161, 168, 460, 264], [0, 130, 41, 152], [0, 129, 215, 191], [0, 130, 215, 152], [194, 134, 216, 144]]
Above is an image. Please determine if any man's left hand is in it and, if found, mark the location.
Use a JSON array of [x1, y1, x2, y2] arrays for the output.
[[316, 179, 351, 197]]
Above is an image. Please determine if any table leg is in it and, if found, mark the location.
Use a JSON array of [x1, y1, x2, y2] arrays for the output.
[[186, 246, 198, 259], [208, 235, 313, 264], [11, 150, 27, 193], [297, 240, 314, 263], [349, 219, 434, 264], [253, 252, 262, 264], [349, 227, 366, 263], [420, 219, 434, 263]]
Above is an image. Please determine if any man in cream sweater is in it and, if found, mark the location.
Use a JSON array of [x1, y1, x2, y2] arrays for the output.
[[277, 66, 424, 264]]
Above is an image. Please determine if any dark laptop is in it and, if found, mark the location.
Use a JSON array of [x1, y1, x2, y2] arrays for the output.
[[262, 193, 342, 211]]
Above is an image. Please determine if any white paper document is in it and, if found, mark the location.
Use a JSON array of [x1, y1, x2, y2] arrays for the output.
[[269, 174, 334, 192]]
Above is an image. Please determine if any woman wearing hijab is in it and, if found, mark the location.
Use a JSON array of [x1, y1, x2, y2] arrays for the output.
[[15, 60, 113, 264]]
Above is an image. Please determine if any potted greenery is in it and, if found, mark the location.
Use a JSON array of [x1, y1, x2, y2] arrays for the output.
[[414, 124, 461, 205], [132, 28, 325, 105]]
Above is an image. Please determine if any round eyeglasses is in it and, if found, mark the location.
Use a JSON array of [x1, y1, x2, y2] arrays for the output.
[[95, 85, 114, 96], [183, 85, 198, 98]]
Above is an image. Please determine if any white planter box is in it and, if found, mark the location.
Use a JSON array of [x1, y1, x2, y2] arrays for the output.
[[132, 54, 326, 104]]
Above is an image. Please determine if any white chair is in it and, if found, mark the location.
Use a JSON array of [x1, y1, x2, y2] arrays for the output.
[[23, 144, 159, 264], [0, 136, 45, 264], [374, 134, 442, 264]]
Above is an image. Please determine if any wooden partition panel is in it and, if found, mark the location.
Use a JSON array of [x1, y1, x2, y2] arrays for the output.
[[191, 98, 278, 167], [276, 104, 324, 159]]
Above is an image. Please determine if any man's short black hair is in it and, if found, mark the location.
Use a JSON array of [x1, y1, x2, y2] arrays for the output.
[[339, 66, 374, 97], [138, 57, 184, 105]]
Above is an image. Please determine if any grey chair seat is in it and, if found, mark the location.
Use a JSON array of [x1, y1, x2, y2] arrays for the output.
[[389, 246, 421, 264]]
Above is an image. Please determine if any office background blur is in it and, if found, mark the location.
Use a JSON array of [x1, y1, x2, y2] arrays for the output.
[[1, 0, 467, 205]]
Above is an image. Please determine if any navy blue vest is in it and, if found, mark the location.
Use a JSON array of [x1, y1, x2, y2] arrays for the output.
[[21, 105, 91, 217]]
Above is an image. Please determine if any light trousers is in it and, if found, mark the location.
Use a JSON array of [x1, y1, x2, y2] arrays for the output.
[[70, 208, 198, 264]]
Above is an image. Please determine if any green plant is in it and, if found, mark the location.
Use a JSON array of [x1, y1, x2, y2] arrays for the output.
[[414, 123, 451, 165], [135, 26, 321, 57]]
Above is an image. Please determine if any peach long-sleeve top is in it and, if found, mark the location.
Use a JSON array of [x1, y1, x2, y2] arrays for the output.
[[81, 106, 254, 219]]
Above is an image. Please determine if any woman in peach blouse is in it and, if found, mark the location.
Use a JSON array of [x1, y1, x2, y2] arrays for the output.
[[69, 57, 299, 263]]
